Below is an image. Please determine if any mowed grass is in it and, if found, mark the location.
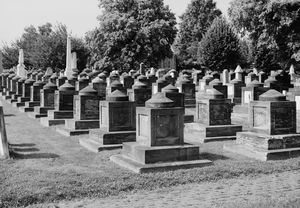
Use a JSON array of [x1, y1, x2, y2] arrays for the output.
[[0, 100, 300, 207], [1, 142, 300, 208]]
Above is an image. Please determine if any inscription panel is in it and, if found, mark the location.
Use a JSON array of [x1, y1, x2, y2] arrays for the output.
[[253, 107, 267, 128]]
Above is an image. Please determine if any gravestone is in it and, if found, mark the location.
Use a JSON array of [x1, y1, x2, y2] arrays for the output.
[[0, 103, 9, 159], [110, 92, 212, 173], [30, 81, 57, 118], [57, 86, 100, 136], [106, 80, 125, 95], [128, 81, 152, 107], [162, 84, 184, 108], [40, 80, 75, 127], [225, 90, 300, 161], [152, 77, 168, 94], [75, 77, 89, 92], [245, 72, 258, 85], [185, 89, 242, 143], [12, 77, 26, 107], [80, 90, 136, 152], [4, 73, 16, 100], [227, 77, 245, 104], [9, 76, 21, 103], [50, 72, 58, 84], [136, 75, 150, 88], [147, 73, 157, 85], [241, 80, 268, 105], [15, 77, 35, 108], [198, 74, 214, 93], [222, 69, 229, 85], [258, 71, 268, 83], [91, 76, 107, 99], [121, 74, 134, 90], [56, 74, 68, 87], [176, 76, 195, 108], [20, 80, 45, 112], [207, 79, 228, 98]]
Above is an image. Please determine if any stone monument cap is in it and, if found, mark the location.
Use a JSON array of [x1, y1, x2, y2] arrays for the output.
[[162, 84, 179, 93], [25, 78, 35, 84], [43, 81, 57, 90], [132, 81, 147, 89], [156, 77, 167, 84], [110, 80, 123, 88], [230, 78, 242, 84], [205, 88, 224, 99], [59, 80, 75, 91], [12, 76, 20, 81], [259, 90, 286, 101], [247, 80, 263, 87], [209, 79, 222, 86], [8, 73, 15, 78], [235, 65, 243, 73], [68, 74, 78, 81], [98, 72, 107, 79], [18, 77, 27, 82], [145, 92, 174, 108], [78, 76, 89, 82], [33, 80, 44, 86], [92, 76, 105, 83], [106, 90, 129, 101], [79, 86, 98, 96]]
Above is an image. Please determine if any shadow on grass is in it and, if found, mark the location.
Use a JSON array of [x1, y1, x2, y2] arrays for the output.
[[12, 147, 40, 152], [10, 152, 59, 159], [4, 113, 15, 117], [200, 152, 229, 161], [9, 143, 36, 147]]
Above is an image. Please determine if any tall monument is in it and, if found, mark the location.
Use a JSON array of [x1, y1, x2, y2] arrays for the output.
[[71, 52, 77, 70], [65, 34, 73, 78], [17, 49, 26, 78]]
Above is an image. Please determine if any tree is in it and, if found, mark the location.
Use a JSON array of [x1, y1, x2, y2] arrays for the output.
[[87, 0, 177, 72], [175, 0, 222, 70], [228, 0, 300, 72], [0, 23, 90, 71], [197, 17, 241, 72]]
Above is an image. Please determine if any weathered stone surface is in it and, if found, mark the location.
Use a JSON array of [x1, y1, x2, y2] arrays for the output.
[[0, 104, 9, 159]]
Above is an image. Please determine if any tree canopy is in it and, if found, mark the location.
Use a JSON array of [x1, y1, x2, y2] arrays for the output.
[[87, 0, 177, 72], [197, 17, 241, 72], [228, 0, 300, 72], [1, 23, 89, 71]]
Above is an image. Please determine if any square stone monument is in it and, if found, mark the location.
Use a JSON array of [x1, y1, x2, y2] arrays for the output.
[[20, 80, 45, 112], [40, 81, 75, 126], [127, 81, 152, 107], [185, 89, 242, 143], [57, 86, 100, 136], [110, 93, 212, 173], [80, 90, 136, 152], [224, 90, 300, 160]]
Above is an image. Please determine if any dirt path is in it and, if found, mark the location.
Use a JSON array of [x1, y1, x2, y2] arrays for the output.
[[37, 170, 300, 208]]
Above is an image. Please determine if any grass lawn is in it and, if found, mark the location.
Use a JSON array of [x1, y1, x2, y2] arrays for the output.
[[0, 101, 300, 207]]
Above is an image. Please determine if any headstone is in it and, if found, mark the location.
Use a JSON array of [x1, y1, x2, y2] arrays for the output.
[[80, 90, 136, 151], [0, 52, 3, 74], [110, 92, 212, 173], [58, 86, 100, 136], [0, 103, 9, 159], [227, 77, 246, 104], [176, 76, 195, 108], [241, 80, 267, 105], [91, 76, 107, 99], [222, 69, 229, 85], [121, 74, 134, 90], [162, 84, 184, 107], [71, 52, 77, 70], [40, 80, 75, 127], [207, 79, 228, 98], [127, 81, 152, 107], [225, 90, 300, 161], [152, 77, 168, 94]]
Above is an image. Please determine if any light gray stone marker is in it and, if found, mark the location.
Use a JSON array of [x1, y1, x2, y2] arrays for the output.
[[0, 102, 9, 159]]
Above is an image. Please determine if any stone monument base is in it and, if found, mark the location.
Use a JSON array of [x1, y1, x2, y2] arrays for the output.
[[79, 130, 136, 152], [28, 106, 54, 118], [185, 123, 242, 143], [184, 99, 196, 108], [14, 97, 30, 107], [233, 104, 249, 114], [40, 110, 73, 127], [224, 131, 300, 161], [230, 97, 241, 104], [110, 142, 212, 173], [19, 101, 40, 112], [56, 119, 99, 136]]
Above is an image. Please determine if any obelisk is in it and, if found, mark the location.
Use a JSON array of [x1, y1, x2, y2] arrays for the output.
[[17, 49, 26, 78], [65, 34, 73, 78]]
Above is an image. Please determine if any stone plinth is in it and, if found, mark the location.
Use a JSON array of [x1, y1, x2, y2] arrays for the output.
[[75, 77, 89, 91], [40, 81, 75, 127], [127, 81, 152, 107], [176, 77, 195, 108], [106, 80, 125, 95], [92, 76, 106, 99], [15, 78, 35, 108], [29, 82, 57, 118], [152, 78, 168, 94], [241, 80, 268, 105], [185, 89, 242, 143], [121, 74, 134, 90], [227, 79, 245, 104], [207, 79, 228, 98], [224, 90, 300, 161], [110, 93, 211, 173], [80, 90, 136, 151], [57, 86, 100, 136]]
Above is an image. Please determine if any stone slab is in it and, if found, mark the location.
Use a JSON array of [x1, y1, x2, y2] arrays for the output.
[[184, 115, 194, 123], [27, 112, 47, 119], [13, 102, 25, 107], [56, 127, 90, 137], [89, 130, 136, 145], [65, 119, 99, 130], [47, 110, 73, 119], [184, 124, 243, 143], [19, 107, 34, 112], [24, 101, 40, 108], [79, 138, 123, 152], [110, 154, 212, 173], [40, 117, 66, 127], [224, 143, 300, 161]]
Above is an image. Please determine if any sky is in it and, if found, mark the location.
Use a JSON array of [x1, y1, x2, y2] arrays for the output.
[[0, 0, 231, 47]]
